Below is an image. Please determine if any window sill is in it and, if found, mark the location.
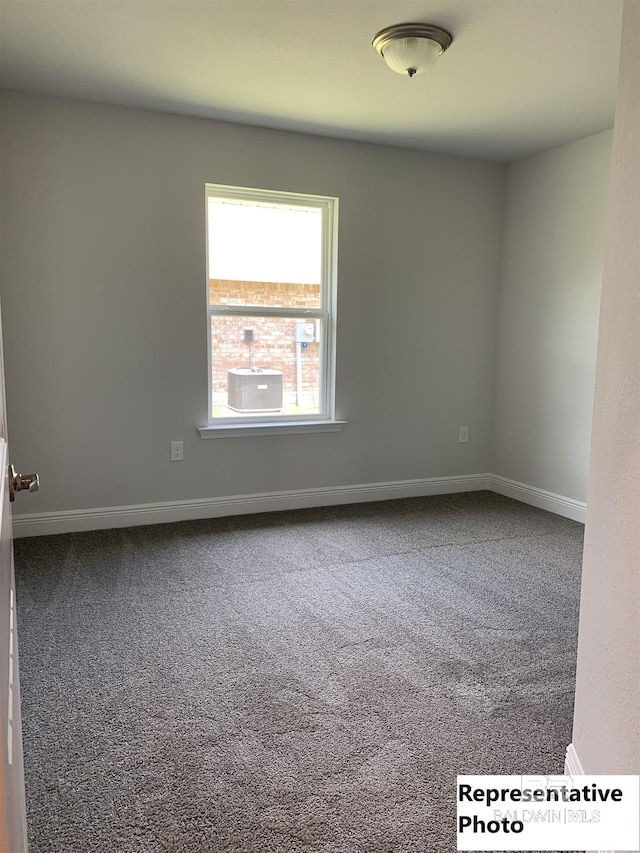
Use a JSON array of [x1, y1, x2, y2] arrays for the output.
[[198, 420, 347, 439]]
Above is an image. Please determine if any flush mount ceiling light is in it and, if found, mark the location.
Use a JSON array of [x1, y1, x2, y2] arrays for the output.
[[372, 23, 453, 78]]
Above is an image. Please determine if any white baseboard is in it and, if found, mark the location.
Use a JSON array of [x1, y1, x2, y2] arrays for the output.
[[488, 474, 586, 523], [11, 473, 490, 538], [564, 744, 613, 853], [564, 742, 585, 776], [12, 472, 587, 538]]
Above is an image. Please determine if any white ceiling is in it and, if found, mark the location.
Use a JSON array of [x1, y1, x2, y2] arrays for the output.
[[0, 0, 624, 162]]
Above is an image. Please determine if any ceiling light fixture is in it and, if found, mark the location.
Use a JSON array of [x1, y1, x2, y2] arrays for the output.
[[372, 23, 453, 78]]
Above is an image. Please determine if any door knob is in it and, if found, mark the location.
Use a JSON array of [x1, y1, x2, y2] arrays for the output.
[[9, 465, 40, 502]]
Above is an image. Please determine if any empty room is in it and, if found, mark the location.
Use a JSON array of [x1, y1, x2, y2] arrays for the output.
[[0, 1, 638, 851]]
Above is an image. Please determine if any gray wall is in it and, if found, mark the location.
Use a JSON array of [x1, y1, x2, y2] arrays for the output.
[[492, 131, 613, 502], [0, 91, 505, 516], [572, 0, 640, 775]]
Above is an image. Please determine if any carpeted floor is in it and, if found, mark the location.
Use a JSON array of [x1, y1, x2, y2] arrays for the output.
[[14, 491, 584, 853]]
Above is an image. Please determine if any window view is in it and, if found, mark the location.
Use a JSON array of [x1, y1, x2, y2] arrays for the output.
[[206, 185, 337, 424]]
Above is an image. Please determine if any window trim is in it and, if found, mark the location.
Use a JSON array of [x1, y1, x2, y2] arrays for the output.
[[198, 420, 347, 439], [203, 184, 339, 433]]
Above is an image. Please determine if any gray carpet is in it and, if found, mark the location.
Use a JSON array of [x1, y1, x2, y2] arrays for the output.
[[14, 491, 584, 853]]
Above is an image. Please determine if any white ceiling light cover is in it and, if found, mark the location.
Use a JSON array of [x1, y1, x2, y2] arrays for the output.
[[372, 23, 453, 78], [381, 36, 443, 77]]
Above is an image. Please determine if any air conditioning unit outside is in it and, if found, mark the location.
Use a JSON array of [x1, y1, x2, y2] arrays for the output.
[[227, 368, 283, 412]]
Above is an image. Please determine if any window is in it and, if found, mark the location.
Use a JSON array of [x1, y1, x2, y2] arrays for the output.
[[200, 184, 341, 437]]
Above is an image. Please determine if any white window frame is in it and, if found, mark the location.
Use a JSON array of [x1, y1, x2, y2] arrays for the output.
[[199, 183, 344, 439]]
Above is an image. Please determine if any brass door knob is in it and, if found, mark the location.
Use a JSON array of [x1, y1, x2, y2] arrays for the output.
[[9, 465, 39, 502]]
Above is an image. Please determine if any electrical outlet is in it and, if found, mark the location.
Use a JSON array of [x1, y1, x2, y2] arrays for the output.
[[458, 426, 469, 444], [170, 441, 184, 461]]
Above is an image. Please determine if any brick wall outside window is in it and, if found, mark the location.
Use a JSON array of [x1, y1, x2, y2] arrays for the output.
[[210, 280, 321, 408]]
